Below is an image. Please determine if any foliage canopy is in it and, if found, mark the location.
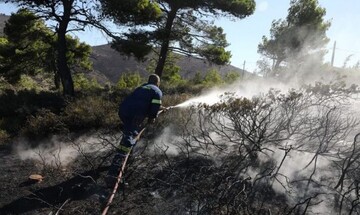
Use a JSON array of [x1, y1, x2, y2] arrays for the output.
[[0, 9, 92, 90], [258, 0, 330, 76], [4, 0, 100, 95], [101, 0, 256, 77]]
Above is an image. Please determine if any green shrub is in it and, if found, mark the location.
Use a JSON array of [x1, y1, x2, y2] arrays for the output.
[[115, 73, 143, 90], [190, 72, 203, 85], [0, 89, 64, 137], [73, 73, 102, 91], [161, 73, 186, 89], [224, 71, 241, 84], [16, 75, 41, 91], [162, 81, 203, 95], [189, 69, 225, 88], [20, 108, 66, 139], [62, 95, 119, 130], [203, 69, 224, 86], [160, 61, 186, 87]]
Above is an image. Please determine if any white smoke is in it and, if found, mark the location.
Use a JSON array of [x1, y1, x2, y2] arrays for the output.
[[148, 126, 182, 156], [156, 69, 360, 213], [15, 133, 113, 167]]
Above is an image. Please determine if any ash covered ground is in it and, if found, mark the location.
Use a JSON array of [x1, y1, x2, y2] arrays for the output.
[[0, 134, 169, 215]]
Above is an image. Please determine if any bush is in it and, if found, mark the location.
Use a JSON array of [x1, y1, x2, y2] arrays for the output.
[[224, 71, 241, 84], [0, 129, 10, 145], [20, 108, 66, 139], [16, 75, 42, 91], [203, 69, 224, 86], [190, 72, 203, 85], [188, 69, 225, 88], [62, 95, 119, 130], [0, 89, 64, 136], [0, 116, 25, 136], [0, 78, 14, 94], [73, 73, 103, 91], [0, 78, 216, 140], [162, 81, 204, 95], [12, 94, 122, 138], [115, 73, 143, 90], [160, 63, 186, 87]]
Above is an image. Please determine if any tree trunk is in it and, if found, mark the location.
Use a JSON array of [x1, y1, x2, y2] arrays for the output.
[[272, 57, 283, 76], [56, 0, 74, 96], [57, 30, 74, 96], [154, 9, 177, 78], [54, 71, 60, 90]]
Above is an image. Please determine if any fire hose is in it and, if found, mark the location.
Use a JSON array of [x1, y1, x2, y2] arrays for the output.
[[101, 106, 174, 215]]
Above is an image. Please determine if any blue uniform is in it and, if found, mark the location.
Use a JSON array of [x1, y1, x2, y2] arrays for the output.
[[106, 82, 162, 187], [118, 83, 162, 147]]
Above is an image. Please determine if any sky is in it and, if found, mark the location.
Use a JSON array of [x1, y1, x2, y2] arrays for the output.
[[0, 0, 359, 72]]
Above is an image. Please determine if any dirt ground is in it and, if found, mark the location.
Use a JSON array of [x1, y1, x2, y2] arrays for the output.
[[0, 137, 168, 215], [0, 139, 288, 215]]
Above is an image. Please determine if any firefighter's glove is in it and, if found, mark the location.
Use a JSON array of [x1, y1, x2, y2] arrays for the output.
[[160, 106, 167, 112], [161, 106, 172, 113]]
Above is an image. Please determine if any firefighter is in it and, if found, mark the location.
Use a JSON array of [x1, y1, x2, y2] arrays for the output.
[[106, 74, 164, 187], [118, 73, 163, 150]]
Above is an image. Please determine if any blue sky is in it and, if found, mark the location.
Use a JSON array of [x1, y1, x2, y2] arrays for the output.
[[216, 0, 360, 72], [1, 0, 359, 72]]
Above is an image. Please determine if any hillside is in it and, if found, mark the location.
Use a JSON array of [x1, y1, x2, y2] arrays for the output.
[[91, 44, 247, 83]]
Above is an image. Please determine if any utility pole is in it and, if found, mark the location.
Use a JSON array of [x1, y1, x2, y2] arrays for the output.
[[242, 60, 246, 77], [331, 41, 336, 67]]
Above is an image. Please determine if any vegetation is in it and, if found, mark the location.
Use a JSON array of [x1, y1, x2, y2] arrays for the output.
[[0, 66, 242, 142], [258, 0, 330, 76], [0, 9, 92, 92], [101, 0, 256, 77], [1, 1, 360, 215], [5, 0, 100, 96], [1, 80, 359, 214], [115, 73, 143, 90], [147, 83, 360, 214], [73, 73, 102, 92]]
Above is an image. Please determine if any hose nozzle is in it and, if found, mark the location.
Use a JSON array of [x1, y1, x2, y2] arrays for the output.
[[165, 106, 175, 111]]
